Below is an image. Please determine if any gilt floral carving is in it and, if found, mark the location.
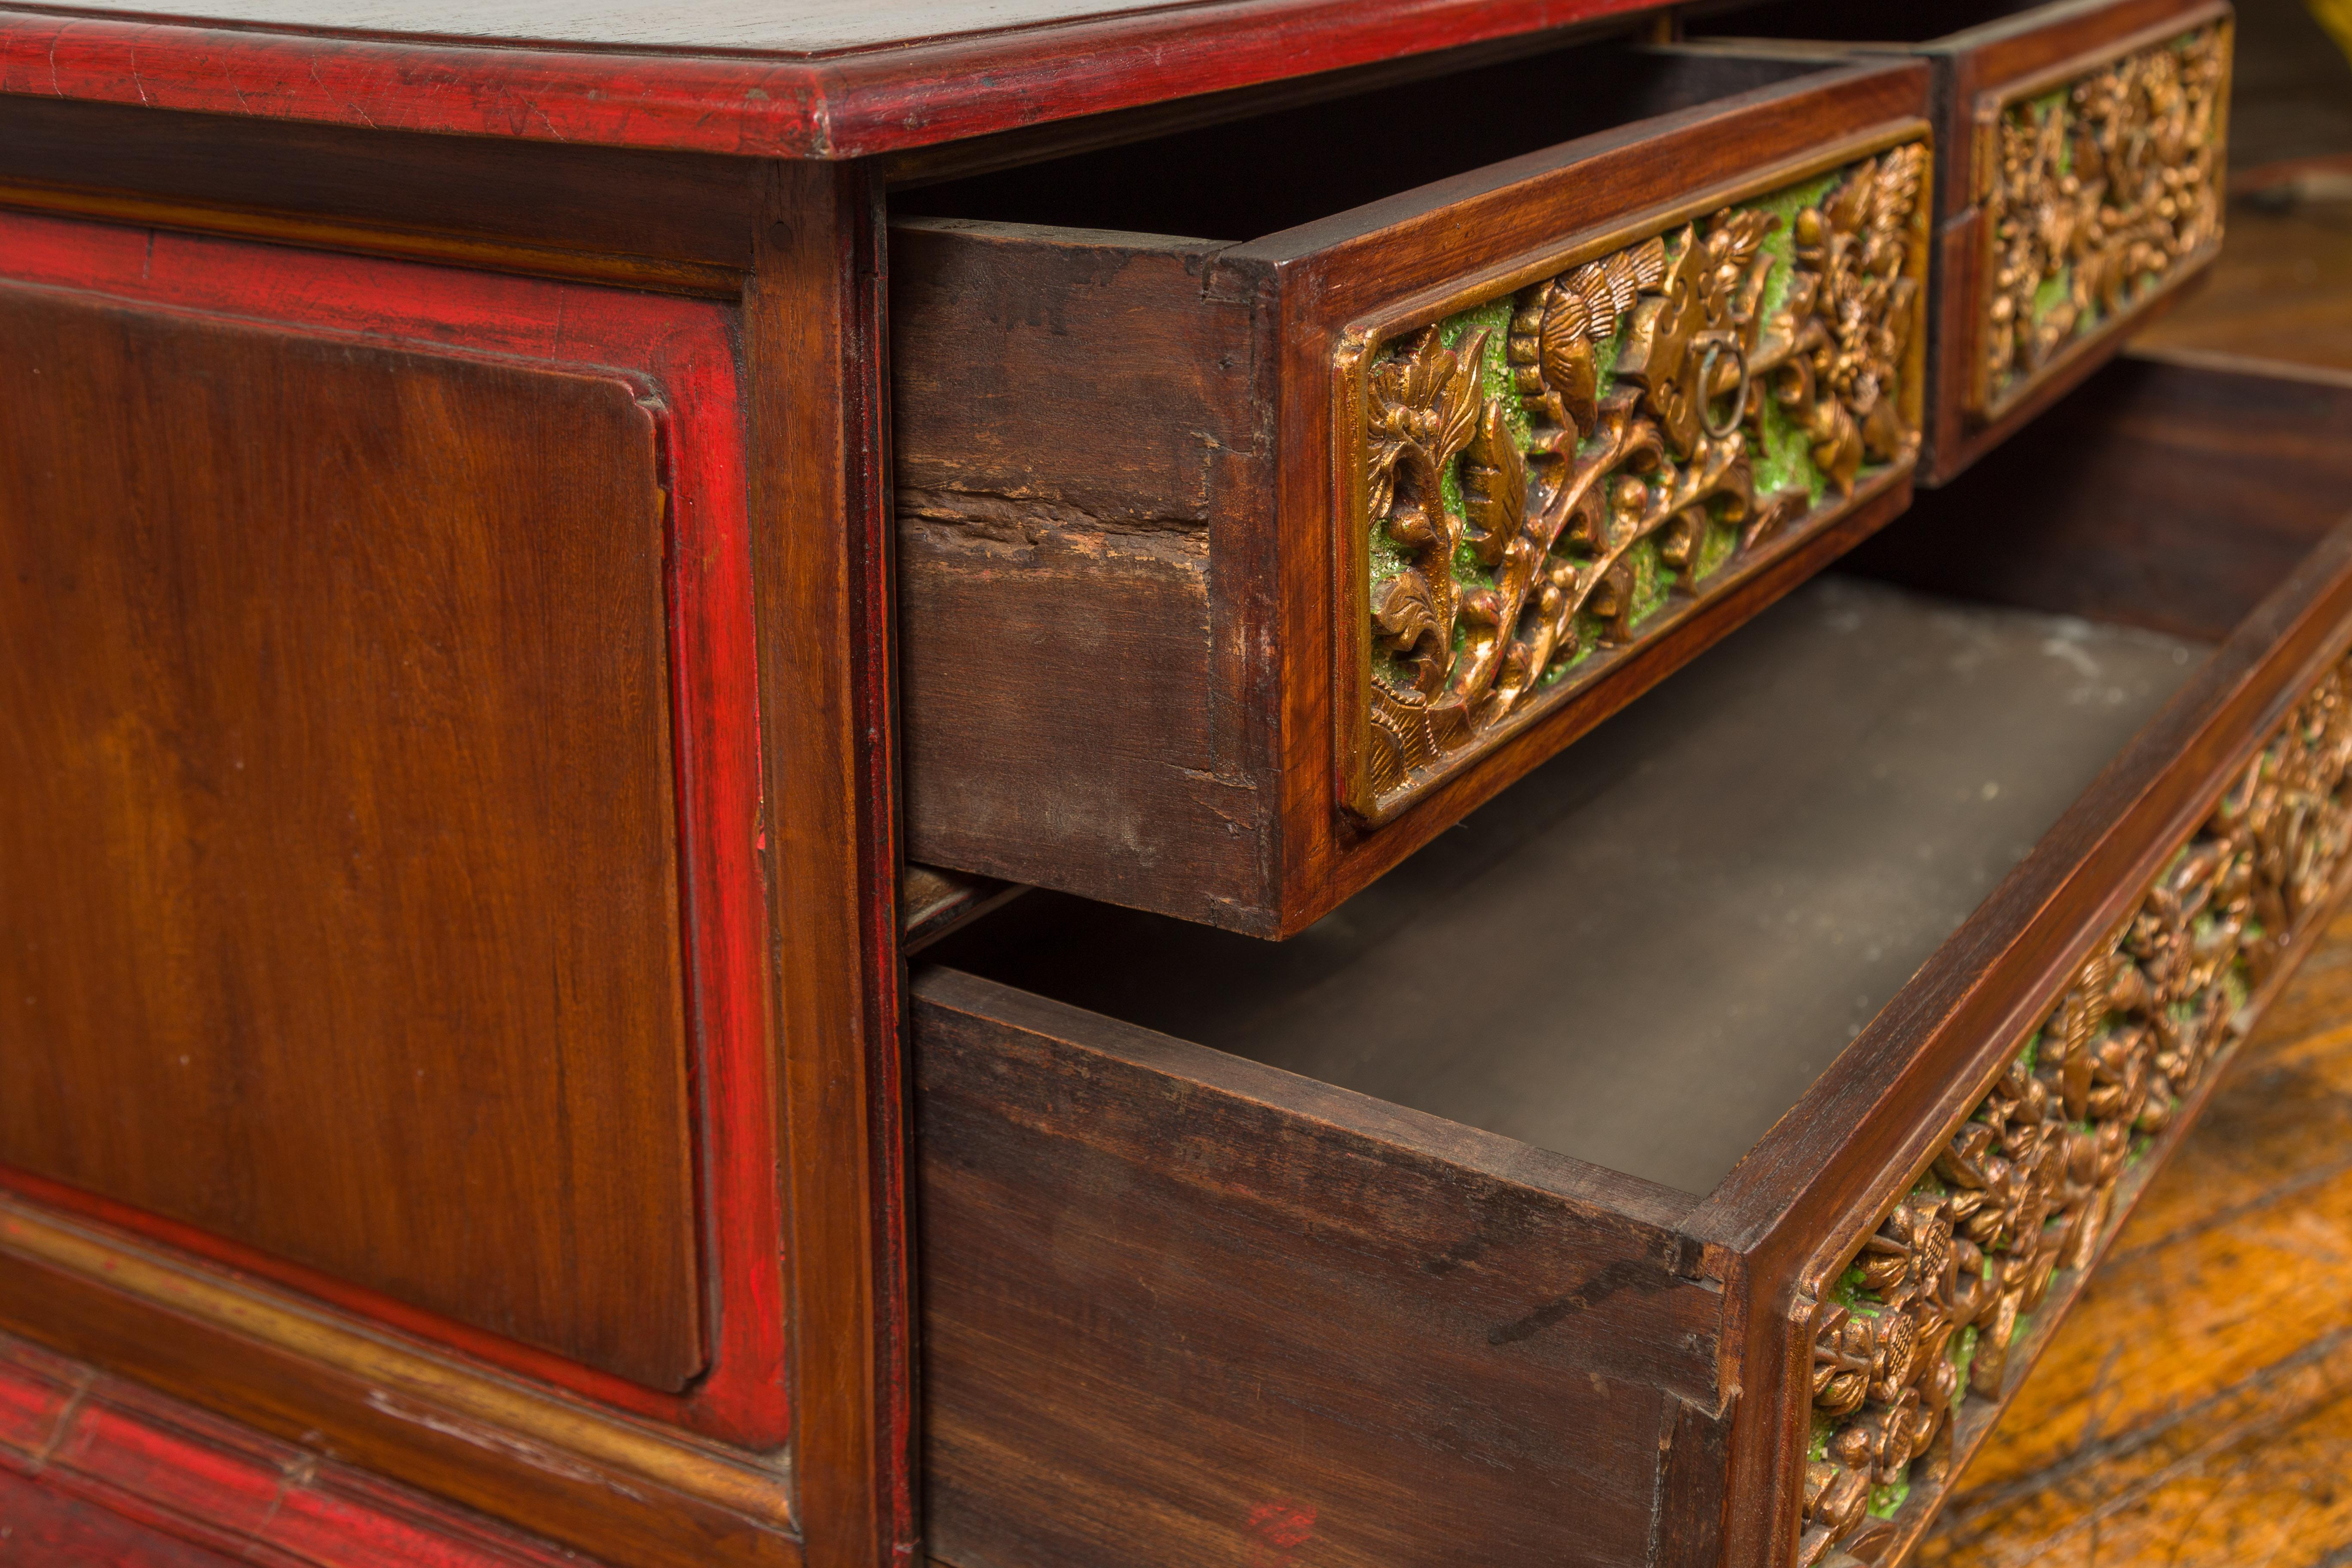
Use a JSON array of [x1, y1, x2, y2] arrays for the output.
[[1977, 22, 2230, 413], [1357, 145, 1929, 818], [1797, 659, 2352, 1568]]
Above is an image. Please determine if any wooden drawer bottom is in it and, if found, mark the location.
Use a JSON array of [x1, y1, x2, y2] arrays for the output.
[[912, 354, 2352, 1568]]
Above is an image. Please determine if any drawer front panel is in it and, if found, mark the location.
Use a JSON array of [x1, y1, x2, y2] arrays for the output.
[[1344, 141, 1932, 819], [1791, 629, 2352, 1566], [1968, 17, 2230, 420]]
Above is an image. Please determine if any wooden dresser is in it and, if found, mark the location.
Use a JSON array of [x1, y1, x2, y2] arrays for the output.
[[0, 2, 2317, 1566]]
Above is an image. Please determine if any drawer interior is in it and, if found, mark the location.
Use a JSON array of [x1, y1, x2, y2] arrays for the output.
[[1684, 0, 2063, 45], [894, 41, 1844, 241], [924, 574, 2203, 1195], [916, 355, 2352, 1197]]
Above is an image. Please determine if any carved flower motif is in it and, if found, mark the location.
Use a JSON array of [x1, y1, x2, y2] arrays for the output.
[[1981, 24, 2226, 404], [1802, 654, 2352, 1567], [1362, 147, 1927, 813]]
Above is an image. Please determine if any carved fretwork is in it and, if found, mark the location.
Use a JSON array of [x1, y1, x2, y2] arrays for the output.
[[1796, 658, 2352, 1568], [1977, 22, 2230, 414], [1357, 144, 1930, 818]]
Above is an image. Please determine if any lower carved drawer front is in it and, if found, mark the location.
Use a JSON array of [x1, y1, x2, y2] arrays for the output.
[[1688, 0, 2232, 483], [1795, 658, 2352, 1566], [895, 37, 1933, 938], [909, 355, 2352, 1568]]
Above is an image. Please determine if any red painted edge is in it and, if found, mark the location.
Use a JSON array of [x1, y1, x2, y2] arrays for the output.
[[0, 207, 787, 1452], [0, 0, 1668, 159], [0, 1330, 600, 1566]]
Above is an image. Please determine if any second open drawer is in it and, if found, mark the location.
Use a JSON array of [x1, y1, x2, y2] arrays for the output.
[[893, 37, 1936, 936], [1684, 0, 2233, 481], [909, 354, 2352, 1568]]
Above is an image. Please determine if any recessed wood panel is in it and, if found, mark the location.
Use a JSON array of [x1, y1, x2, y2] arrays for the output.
[[0, 284, 704, 1391]]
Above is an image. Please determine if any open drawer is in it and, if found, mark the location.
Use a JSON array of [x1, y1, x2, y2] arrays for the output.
[[892, 38, 1934, 937], [1682, 0, 2232, 482], [908, 355, 2352, 1568]]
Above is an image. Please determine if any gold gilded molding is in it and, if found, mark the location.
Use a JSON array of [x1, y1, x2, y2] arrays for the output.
[[1794, 657, 2352, 1568], [1350, 144, 1930, 822], [1975, 21, 2230, 416]]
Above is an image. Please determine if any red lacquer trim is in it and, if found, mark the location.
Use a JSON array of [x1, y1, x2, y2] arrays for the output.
[[0, 207, 785, 1452], [0, 1331, 598, 1565], [0, 0, 1666, 159], [0, 1470, 246, 1567]]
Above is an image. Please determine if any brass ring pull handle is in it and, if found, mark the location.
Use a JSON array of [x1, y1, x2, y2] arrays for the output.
[[1697, 340, 1750, 442]]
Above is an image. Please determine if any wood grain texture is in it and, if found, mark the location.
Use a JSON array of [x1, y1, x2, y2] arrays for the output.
[[0, 0, 1688, 160], [1914, 903, 2352, 1568], [0, 1331, 594, 1567], [0, 95, 760, 292], [912, 966, 1724, 1568], [0, 1471, 247, 1567], [0, 199, 818, 1564], [0, 282, 701, 1393], [744, 159, 916, 1568], [893, 221, 1270, 922]]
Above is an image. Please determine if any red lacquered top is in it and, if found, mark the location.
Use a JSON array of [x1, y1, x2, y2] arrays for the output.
[[0, 0, 1666, 158]]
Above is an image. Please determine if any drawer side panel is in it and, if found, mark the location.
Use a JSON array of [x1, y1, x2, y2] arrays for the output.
[[914, 968, 1729, 1568], [895, 220, 1278, 922]]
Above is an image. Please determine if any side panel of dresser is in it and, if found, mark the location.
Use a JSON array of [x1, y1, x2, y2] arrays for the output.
[[0, 277, 706, 1396], [0, 105, 914, 1568]]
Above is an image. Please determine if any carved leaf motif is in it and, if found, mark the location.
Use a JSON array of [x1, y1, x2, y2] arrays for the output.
[[1800, 653, 2352, 1568], [1979, 23, 2226, 406], [1461, 399, 1527, 570], [1372, 567, 1440, 647], [1431, 328, 1487, 472], [1362, 144, 1928, 815], [1539, 290, 1601, 434]]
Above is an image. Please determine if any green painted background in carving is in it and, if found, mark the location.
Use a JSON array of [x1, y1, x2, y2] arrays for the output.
[[1365, 162, 1868, 702]]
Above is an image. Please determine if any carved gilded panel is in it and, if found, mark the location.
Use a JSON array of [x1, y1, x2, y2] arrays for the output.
[[1794, 655, 2352, 1568], [1342, 140, 1931, 823], [1974, 21, 2230, 417]]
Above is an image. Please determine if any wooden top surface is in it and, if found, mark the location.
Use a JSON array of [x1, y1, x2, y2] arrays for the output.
[[0, 0, 1663, 158]]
